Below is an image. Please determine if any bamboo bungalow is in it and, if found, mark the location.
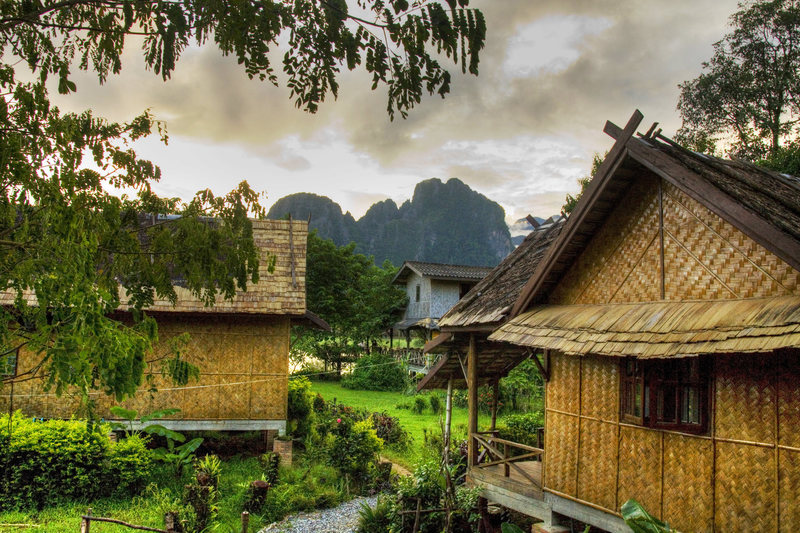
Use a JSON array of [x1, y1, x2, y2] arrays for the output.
[[432, 111, 800, 532], [1, 219, 325, 436]]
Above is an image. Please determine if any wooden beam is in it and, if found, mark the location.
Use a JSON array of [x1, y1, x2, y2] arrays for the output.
[[511, 110, 644, 317], [467, 334, 478, 467], [529, 350, 549, 382]]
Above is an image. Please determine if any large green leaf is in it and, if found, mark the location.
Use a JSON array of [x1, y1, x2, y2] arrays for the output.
[[109, 406, 138, 421], [621, 499, 672, 533], [143, 423, 186, 443]]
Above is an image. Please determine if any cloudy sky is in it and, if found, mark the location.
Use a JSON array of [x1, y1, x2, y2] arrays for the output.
[[51, 0, 741, 223]]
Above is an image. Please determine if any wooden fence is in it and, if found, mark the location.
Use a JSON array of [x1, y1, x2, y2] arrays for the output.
[[79, 509, 250, 533]]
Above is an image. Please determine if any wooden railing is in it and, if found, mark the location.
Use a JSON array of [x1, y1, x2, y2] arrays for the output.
[[378, 348, 440, 370], [471, 432, 543, 490]]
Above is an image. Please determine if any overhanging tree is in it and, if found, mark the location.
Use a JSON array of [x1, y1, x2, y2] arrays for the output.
[[676, 0, 800, 159], [0, 0, 485, 402]]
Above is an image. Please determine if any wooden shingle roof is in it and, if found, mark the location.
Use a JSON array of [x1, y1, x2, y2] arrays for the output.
[[439, 223, 564, 329], [417, 224, 563, 390], [392, 261, 493, 284], [491, 296, 800, 358]]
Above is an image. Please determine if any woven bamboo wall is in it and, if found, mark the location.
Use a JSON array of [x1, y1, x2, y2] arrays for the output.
[[543, 350, 800, 532], [549, 177, 799, 306], [1, 314, 290, 422]]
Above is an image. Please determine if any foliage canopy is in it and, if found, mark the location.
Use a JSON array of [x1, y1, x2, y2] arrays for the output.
[[0, 1, 485, 403], [677, 0, 800, 158]]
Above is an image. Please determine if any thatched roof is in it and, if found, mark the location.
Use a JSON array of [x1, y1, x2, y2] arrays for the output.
[[417, 224, 562, 390], [392, 261, 493, 284], [513, 110, 800, 315], [490, 296, 800, 358], [1, 219, 309, 317], [438, 222, 564, 329]]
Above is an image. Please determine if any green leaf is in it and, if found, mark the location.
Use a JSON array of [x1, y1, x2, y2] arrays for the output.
[[501, 523, 525, 533], [621, 499, 672, 533], [140, 408, 181, 423], [143, 424, 186, 443], [109, 406, 138, 421]]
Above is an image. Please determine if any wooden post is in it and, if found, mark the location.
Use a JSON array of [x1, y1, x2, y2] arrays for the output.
[[503, 443, 510, 477], [80, 508, 91, 533], [164, 512, 180, 533], [467, 334, 478, 467], [444, 376, 453, 464], [412, 498, 422, 533], [490, 378, 499, 431], [240, 511, 249, 533]]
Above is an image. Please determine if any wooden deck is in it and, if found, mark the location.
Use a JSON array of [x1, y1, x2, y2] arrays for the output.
[[469, 460, 544, 500]]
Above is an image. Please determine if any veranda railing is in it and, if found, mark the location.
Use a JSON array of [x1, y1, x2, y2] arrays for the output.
[[470, 431, 544, 490]]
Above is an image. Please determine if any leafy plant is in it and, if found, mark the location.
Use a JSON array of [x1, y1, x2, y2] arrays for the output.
[[0, 411, 152, 509], [413, 396, 428, 414], [109, 406, 203, 476], [356, 496, 394, 533], [501, 524, 526, 533], [621, 499, 673, 533]]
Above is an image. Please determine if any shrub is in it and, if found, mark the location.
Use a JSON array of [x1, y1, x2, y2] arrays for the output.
[[495, 412, 544, 450], [328, 418, 383, 480], [0, 412, 153, 509], [259, 451, 281, 485], [370, 412, 409, 449], [356, 496, 394, 533], [341, 352, 408, 391], [104, 434, 154, 496], [412, 396, 428, 414], [428, 394, 442, 415], [288, 376, 315, 440]]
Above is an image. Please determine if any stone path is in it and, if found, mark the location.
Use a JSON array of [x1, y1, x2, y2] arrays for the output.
[[260, 495, 378, 533]]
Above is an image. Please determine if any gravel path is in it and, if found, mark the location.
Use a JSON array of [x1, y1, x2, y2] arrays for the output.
[[260, 495, 378, 533]]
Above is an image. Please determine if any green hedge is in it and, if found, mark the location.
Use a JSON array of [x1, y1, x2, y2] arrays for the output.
[[0, 412, 153, 509]]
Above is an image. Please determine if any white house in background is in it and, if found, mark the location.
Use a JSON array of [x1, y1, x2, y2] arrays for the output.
[[392, 261, 493, 342]]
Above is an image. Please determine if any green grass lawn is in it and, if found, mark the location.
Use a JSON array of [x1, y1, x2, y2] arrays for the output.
[[309, 380, 498, 469]]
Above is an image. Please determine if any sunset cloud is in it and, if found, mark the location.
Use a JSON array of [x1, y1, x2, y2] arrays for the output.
[[46, 0, 741, 221]]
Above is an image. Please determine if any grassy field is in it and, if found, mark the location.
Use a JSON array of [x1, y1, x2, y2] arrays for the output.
[[309, 380, 497, 468]]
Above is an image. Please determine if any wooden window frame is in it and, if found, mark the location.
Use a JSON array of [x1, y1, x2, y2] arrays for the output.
[[619, 356, 709, 435], [415, 284, 421, 302]]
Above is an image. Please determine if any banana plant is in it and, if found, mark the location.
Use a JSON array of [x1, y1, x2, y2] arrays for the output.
[[621, 499, 674, 533], [109, 406, 203, 476]]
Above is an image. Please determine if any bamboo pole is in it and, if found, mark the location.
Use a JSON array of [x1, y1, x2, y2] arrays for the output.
[[467, 334, 478, 467], [490, 378, 499, 431], [444, 376, 453, 464]]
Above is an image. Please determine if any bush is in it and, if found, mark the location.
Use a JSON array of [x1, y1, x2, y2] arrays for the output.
[[428, 394, 442, 415], [341, 352, 408, 392], [0, 412, 153, 509], [412, 396, 428, 414], [328, 418, 383, 480], [288, 376, 315, 440], [370, 412, 409, 449], [105, 434, 154, 496], [495, 412, 544, 450]]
